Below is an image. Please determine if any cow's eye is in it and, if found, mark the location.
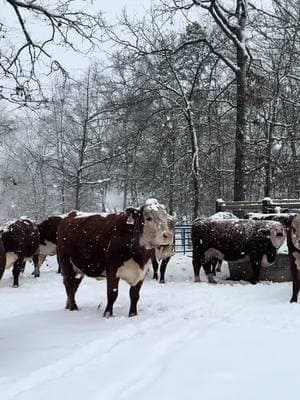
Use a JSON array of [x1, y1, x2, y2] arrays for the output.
[[146, 217, 152, 222]]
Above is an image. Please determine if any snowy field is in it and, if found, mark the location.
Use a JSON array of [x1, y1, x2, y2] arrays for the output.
[[1, 254, 300, 400]]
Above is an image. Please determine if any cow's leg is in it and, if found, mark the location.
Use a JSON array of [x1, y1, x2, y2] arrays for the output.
[[211, 259, 217, 276], [32, 253, 46, 278], [203, 260, 217, 283], [159, 257, 170, 284], [193, 251, 202, 283], [60, 256, 82, 311], [152, 257, 159, 280], [12, 259, 25, 287], [290, 256, 300, 303], [250, 260, 261, 284], [216, 260, 222, 273], [128, 280, 143, 317], [103, 274, 120, 317]]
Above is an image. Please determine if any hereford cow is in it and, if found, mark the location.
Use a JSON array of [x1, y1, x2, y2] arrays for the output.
[[192, 218, 285, 284], [0, 238, 6, 281], [32, 215, 64, 277], [152, 215, 176, 283], [1, 218, 40, 287], [57, 199, 173, 317], [287, 214, 300, 303]]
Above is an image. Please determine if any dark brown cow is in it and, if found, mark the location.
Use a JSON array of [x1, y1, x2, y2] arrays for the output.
[[0, 238, 6, 281], [57, 199, 173, 317], [288, 214, 300, 303], [32, 215, 64, 277], [1, 218, 40, 287], [192, 218, 286, 284]]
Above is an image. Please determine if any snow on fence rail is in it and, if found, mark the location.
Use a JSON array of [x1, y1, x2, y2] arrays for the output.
[[216, 197, 300, 217]]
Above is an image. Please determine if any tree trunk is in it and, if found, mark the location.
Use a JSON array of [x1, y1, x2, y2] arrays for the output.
[[233, 48, 247, 201]]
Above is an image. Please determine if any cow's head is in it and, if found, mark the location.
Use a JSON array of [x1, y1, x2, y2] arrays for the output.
[[258, 221, 286, 249], [127, 199, 173, 249], [291, 214, 300, 250]]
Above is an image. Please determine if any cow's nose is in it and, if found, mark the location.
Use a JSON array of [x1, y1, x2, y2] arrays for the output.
[[163, 231, 172, 240]]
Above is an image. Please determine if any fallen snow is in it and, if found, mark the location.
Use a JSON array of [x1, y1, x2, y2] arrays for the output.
[[0, 255, 299, 400]]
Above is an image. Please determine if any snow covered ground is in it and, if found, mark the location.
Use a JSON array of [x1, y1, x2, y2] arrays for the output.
[[1, 254, 300, 400]]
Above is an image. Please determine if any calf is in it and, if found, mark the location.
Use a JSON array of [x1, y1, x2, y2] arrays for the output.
[[192, 218, 285, 284], [152, 215, 175, 283], [287, 214, 300, 303], [32, 215, 64, 277], [1, 218, 40, 287], [57, 199, 173, 317]]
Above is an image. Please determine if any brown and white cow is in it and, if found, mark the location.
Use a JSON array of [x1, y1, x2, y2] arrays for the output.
[[57, 199, 173, 317], [1, 218, 40, 287], [192, 218, 286, 284], [288, 214, 300, 303], [32, 215, 64, 277]]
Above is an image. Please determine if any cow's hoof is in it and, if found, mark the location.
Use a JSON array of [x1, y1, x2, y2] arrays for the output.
[[103, 311, 113, 318], [194, 276, 201, 283], [290, 297, 297, 303], [250, 280, 258, 285], [153, 274, 158, 280], [13, 284, 19, 288], [67, 303, 78, 311], [34, 274, 40, 278], [159, 280, 165, 284], [207, 274, 217, 284], [128, 312, 137, 317]]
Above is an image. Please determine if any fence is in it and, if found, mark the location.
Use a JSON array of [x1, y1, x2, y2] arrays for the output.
[[216, 197, 300, 217], [174, 224, 192, 255]]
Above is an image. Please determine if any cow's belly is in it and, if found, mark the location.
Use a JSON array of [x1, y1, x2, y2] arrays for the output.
[[5, 252, 19, 269], [205, 247, 249, 263], [40, 240, 57, 256], [70, 257, 105, 278], [116, 258, 151, 286]]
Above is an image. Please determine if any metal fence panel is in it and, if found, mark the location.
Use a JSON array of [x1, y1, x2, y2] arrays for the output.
[[174, 224, 192, 255]]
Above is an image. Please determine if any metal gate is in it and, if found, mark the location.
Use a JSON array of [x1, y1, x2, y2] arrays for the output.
[[174, 224, 192, 255]]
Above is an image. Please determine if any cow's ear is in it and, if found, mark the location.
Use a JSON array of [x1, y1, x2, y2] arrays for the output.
[[125, 207, 139, 225]]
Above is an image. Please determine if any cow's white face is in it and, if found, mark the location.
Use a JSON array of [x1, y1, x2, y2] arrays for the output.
[[269, 222, 286, 249], [291, 214, 300, 251], [141, 200, 174, 249]]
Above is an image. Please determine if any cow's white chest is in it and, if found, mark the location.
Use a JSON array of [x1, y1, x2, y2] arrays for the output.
[[293, 252, 300, 271], [5, 252, 18, 269], [116, 258, 151, 286], [40, 240, 57, 256]]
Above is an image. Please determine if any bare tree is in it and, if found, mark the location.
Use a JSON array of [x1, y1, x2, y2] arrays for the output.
[[1, 0, 103, 104]]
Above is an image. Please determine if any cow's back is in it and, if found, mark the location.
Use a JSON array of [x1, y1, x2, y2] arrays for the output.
[[2, 219, 40, 257], [58, 212, 131, 277]]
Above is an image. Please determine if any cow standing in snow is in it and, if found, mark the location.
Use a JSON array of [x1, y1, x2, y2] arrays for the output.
[[57, 199, 173, 317], [192, 218, 285, 284], [32, 215, 64, 277], [0, 239, 6, 281], [287, 214, 300, 303], [1, 218, 40, 287]]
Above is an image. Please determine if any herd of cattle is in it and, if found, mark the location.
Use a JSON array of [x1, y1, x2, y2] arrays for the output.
[[0, 198, 300, 317]]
